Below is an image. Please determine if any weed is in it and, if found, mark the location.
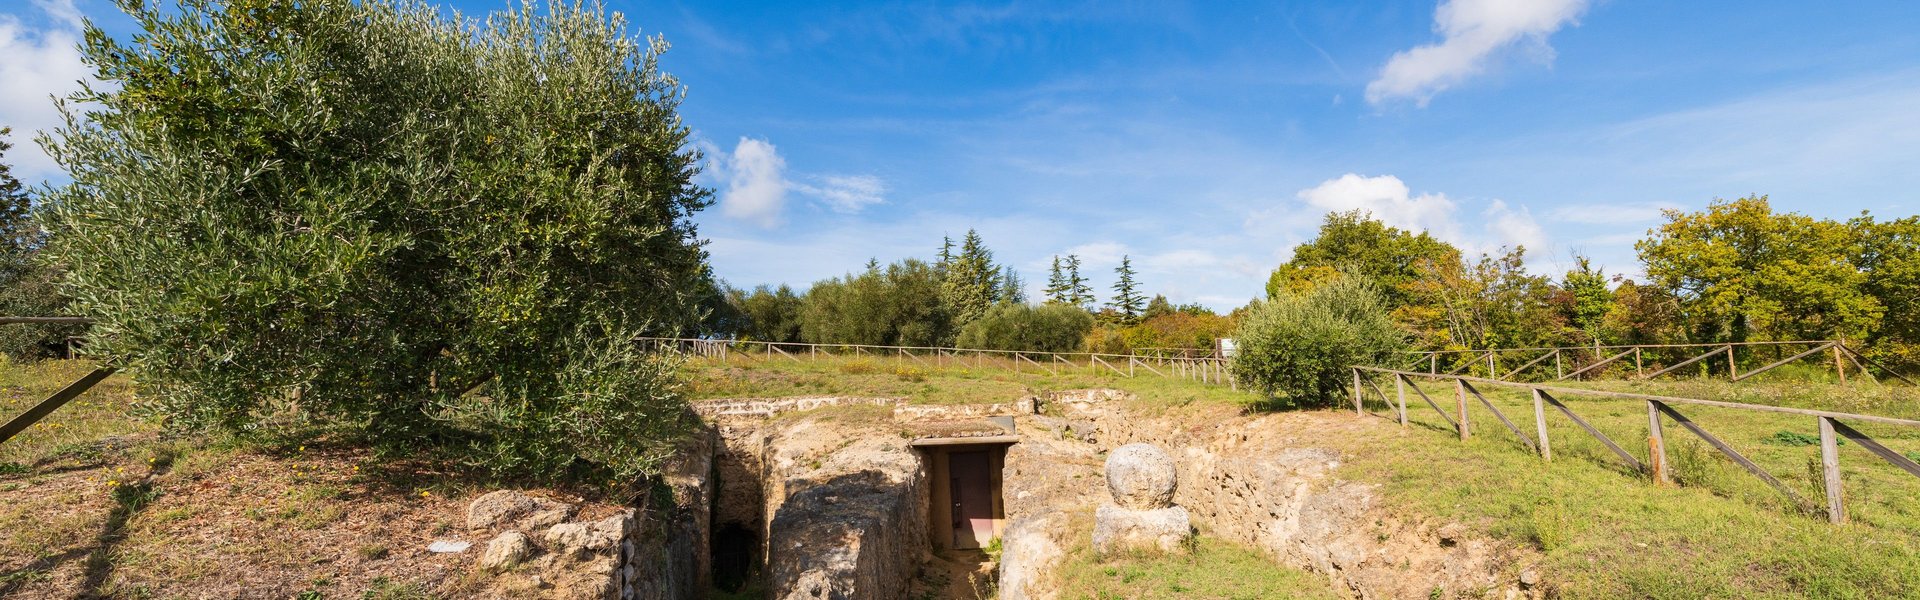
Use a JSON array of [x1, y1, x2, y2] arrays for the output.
[[112, 482, 162, 512], [0, 461, 25, 475], [357, 543, 391, 560], [361, 577, 430, 600], [1764, 430, 1840, 446]]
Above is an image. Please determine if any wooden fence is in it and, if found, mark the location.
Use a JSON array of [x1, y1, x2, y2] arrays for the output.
[[1350, 365, 1920, 525], [1403, 340, 1911, 386]]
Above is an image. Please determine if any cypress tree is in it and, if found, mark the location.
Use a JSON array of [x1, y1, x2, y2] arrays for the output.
[[1108, 255, 1146, 321]]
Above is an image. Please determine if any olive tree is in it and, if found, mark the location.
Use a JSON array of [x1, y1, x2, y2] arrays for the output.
[[37, 0, 713, 484]]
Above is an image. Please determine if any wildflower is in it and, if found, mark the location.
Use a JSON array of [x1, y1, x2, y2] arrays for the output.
[[420, 490, 431, 498]]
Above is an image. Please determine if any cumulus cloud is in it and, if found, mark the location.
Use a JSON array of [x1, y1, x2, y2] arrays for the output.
[[1365, 0, 1589, 106], [0, 1, 95, 182], [712, 137, 789, 228], [1295, 172, 1547, 255], [1297, 173, 1462, 241], [705, 137, 888, 227], [1483, 199, 1545, 252]]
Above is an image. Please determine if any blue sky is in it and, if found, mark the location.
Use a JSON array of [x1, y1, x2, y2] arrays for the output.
[[5, 1, 1919, 309]]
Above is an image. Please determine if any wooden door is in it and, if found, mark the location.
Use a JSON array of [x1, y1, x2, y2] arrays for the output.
[[948, 450, 996, 549]]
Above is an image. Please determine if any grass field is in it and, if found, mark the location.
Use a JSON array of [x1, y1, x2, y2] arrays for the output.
[[681, 352, 1255, 410], [8, 354, 1920, 597], [688, 354, 1920, 598]]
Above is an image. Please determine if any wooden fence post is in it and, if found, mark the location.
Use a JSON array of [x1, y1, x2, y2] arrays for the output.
[[1820, 416, 1846, 524], [1396, 375, 1408, 427], [1727, 345, 1738, 381], [1353, 369, 1363, 415], [1455, 379, 1469, 440], [1533, 388, 1551, 461], [1834, 344, 1848, 385], [1635, 347, 1643, 378], [1430, 353, 1438, 375], [1648, 400, 1669, 485], [1555, 349, 1563, 380]]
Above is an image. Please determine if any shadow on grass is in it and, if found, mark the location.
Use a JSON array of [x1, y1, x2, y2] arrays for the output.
[[0, 452, 173, 598]]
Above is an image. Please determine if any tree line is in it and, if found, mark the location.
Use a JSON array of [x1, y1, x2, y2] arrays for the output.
[[714, 229, 1236, 354], [1266, 202, 1919, 365], [1233, 201, 1920, 406]]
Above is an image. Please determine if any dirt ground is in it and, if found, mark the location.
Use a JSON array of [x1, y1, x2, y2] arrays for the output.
[[0, 435, 622, 599]]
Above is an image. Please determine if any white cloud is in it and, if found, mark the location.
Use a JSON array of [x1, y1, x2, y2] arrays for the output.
[[792, 174, 888, 213], [705, 137, 888, 227], [1366, 0, 1589, 106], [1297, 173, 1462, 241], [712, 137, 789, 228], [0, 2, 95, 182], [1294, 172, 1548, 256], [1483, 199, 1545, 253], [1059, 241, 1128, 269], [32, 0, 83, 28]]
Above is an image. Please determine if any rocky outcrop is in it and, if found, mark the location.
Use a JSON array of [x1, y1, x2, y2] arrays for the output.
[[1038, 389, 1538, 599], [761, 419, 928, 600], [460, 426, 715, 600], [997, 511, 1070, 600]]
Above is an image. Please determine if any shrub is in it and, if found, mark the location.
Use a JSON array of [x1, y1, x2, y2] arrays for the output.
[[955, 304, 1094, 353], [1229, 277, 1407, 405], [38, 0, 711, 486]]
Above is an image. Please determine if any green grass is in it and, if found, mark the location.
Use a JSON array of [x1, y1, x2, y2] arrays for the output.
[[681, 352, 1265, 410], [1346, 374, 1920, 598], [0, 358, 151, 468], [1055, 530, 1343, 600]]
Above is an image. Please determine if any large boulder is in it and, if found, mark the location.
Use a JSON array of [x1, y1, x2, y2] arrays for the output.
[[1092, 505, 1192, 555], [1104, 443, 1176, 510]]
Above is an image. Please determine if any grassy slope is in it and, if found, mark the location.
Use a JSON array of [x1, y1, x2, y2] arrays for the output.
[[692, 355, 1920, 598]]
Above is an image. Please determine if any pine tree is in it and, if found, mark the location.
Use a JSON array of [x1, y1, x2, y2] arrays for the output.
[[936, 236, 954, 272], [1044, 256, 1070, 304], [1108, 255, 1146, 321], [1065, 254, 1094, 307], [940, 229, 1000, 326], [999, 266, 1025, 305]]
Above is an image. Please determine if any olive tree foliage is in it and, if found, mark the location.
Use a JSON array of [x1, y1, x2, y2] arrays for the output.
[[37, 0, 713, 484], [1229, 277, 1407, 406], [955, 303, 1093, 352]]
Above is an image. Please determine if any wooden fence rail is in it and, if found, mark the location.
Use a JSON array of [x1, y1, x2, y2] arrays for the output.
[[1404, 340, 1912, 386], [1352, 365, 1920, 525]]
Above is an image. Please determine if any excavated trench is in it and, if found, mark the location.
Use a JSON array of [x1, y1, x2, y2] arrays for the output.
[[634, 392, 1540, 600]]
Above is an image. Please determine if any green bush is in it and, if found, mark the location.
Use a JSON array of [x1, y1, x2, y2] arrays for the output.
[[955, 303, 1094, 352], [38, 0, 711, 486], [1229, 277, 1407, 405]]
